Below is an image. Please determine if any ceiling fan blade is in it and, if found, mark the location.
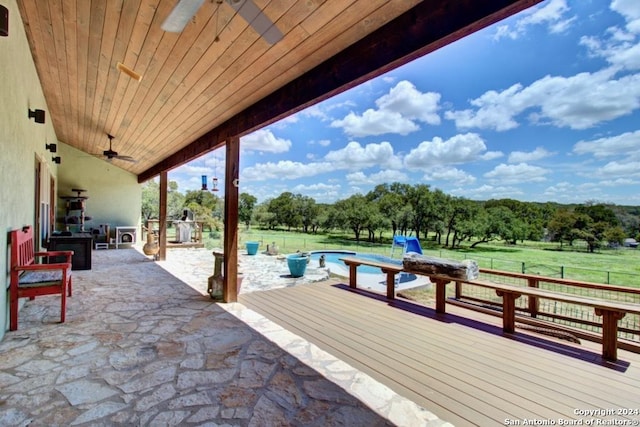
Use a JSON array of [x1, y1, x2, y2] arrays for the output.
[[162, 0, 206, 32], [226, 0, 283, 45], [114, 155, 138, 163]]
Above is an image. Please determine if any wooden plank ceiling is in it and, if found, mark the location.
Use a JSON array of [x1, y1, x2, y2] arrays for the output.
[[17, 0, 541, 181]]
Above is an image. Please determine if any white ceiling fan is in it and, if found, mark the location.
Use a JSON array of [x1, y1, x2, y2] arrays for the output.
[[162, 0, 283, 45]]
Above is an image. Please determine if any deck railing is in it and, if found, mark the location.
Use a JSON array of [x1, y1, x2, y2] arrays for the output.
[[453, 269, 640, 343]]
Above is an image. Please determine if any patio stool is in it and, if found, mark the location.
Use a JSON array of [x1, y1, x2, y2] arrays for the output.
[[95, 242, 109, 250]]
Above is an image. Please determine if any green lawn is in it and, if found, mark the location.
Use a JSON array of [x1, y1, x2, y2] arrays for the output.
[[203, 229, 640, 288]]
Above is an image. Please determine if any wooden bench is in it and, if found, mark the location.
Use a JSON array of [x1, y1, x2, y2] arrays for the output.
[[340, 257, 404, 299], [414, 276, 640, 362], [9, 226, 74, 330], [340, 256, 640, 361]]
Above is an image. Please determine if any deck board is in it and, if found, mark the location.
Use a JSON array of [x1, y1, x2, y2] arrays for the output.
[[239, 281, 640, 426]]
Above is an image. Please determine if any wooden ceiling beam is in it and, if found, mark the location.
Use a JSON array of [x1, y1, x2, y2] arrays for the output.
[[138, 0, 541, 183]]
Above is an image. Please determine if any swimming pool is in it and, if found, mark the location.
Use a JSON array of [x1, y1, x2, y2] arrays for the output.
[[308, 250, 419, 285]]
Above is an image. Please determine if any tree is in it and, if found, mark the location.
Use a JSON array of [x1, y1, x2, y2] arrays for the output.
[[253, 202, 278, 230], [267, 192, 302, 230], [406, 184, 432, 240], [367, 183, 410, 237], [547, 209, 577, 247], [141, 180, 160, 221], [332, 194, 372, 242], [239, 193, 257, 229], [297, 195, 319, 233], [604, 226, 626, 247], [141, 179, 183, 221]]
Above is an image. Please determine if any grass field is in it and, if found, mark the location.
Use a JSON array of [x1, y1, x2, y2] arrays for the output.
[[203, 229, 640, 288]]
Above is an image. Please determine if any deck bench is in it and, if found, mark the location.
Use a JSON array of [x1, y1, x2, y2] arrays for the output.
[[449, 278, 640, 361], [340, 257, 403, 299], [341, 256, 640, 361]]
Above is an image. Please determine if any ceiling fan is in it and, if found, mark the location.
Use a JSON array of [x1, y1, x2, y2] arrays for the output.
[[162, 0, 283, 45], [98, 134, 137, 163]]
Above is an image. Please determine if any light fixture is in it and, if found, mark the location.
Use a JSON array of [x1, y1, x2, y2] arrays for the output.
[[52, 156, 61, 164], [0, 5, 8, 37], [46, 143, 57, 153], [201, 175, 208, 191], [28, 108, 45, 124], [117, 62, 143, 82]]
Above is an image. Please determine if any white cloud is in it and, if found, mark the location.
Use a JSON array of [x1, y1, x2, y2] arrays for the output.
[[324, 141, 403, 170], [242, 141, 403, 182], [484, 163, 550, 184], [331, 109, 419, 137], [446, 69, 640, 131], [346, 170, 409, 186], [508, 147, 554, 163], [579, 1, 640, 71], [450, 184, 523, 200], [422, 167, 476, 185], [242, 160, 333, 181], [494, 0, 575, 40], [331, 80, 441, 137], [375, 80, 441, 125], [404, 133, 490, 169], [595, 160, 640, 177], [611, 0, 640, 34], [573, 130, 640, 159], [241, 129, 292, 153]]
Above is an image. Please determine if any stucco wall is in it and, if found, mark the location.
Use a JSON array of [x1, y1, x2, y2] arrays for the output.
[[0, 0, 62, 337], [57, 143, 141, 236], [0, 0, 142, 338]]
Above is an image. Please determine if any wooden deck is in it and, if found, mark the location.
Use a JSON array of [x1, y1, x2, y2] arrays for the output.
[[239, 280, 640, 426]]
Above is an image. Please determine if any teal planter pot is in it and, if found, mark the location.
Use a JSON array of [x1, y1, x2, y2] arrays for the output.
[[246, 241, 260, 255], [287, 254, 308, 278]]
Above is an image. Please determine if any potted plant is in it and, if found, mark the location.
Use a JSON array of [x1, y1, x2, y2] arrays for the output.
[[287, 253, 308, 277]]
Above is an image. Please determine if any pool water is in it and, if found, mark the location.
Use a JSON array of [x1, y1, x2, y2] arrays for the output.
[[308, 250, 417, 284]]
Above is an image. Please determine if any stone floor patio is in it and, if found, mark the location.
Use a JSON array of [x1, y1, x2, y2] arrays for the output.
[[0, 247, 445, 426]]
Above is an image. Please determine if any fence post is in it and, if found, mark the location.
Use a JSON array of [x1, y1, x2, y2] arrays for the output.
[[528, 278, 539, 318], [455, 281, 462, 299], [560, 266, 564, 279], [607, 271, 610, 284], [522, 262, 526, 274]]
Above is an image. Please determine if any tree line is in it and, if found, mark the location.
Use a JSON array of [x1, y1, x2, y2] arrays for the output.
[[142, 181, 640, 251]]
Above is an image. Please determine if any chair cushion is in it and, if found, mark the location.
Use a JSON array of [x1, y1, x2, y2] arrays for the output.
[[19, 270, 64, 286]]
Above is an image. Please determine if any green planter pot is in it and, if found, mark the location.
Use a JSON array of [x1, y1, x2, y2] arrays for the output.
[[246, 241, 260, 255], [287, 254, 308, 278]]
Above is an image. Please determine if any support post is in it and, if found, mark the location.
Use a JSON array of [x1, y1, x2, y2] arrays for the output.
[[158, 171, 167, 261], [348, 263, 358, 289], [496, 290, 521, 333], [434, 279, 450, 314], [527, 277, 538, 318], [223, 136, 240, 302], [595, 308, 626, 361]]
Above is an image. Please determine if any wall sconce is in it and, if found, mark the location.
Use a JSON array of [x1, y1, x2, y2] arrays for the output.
[[52, 156, 61, 164], [28, 108, 46, 124], [46, 143, 57, 153], [0, 5, 8, 37]]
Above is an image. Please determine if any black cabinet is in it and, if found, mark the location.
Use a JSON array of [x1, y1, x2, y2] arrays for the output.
[[48, 233, 93, 270]]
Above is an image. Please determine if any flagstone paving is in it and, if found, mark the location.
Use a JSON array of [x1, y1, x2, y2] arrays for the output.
[[0, 247, 448, 426]]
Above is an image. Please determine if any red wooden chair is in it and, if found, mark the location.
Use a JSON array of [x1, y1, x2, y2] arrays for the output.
[[9, 226, 73, 330]]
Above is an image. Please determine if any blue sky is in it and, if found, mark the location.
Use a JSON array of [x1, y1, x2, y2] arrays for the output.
[[171, 0, 640, 206]]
